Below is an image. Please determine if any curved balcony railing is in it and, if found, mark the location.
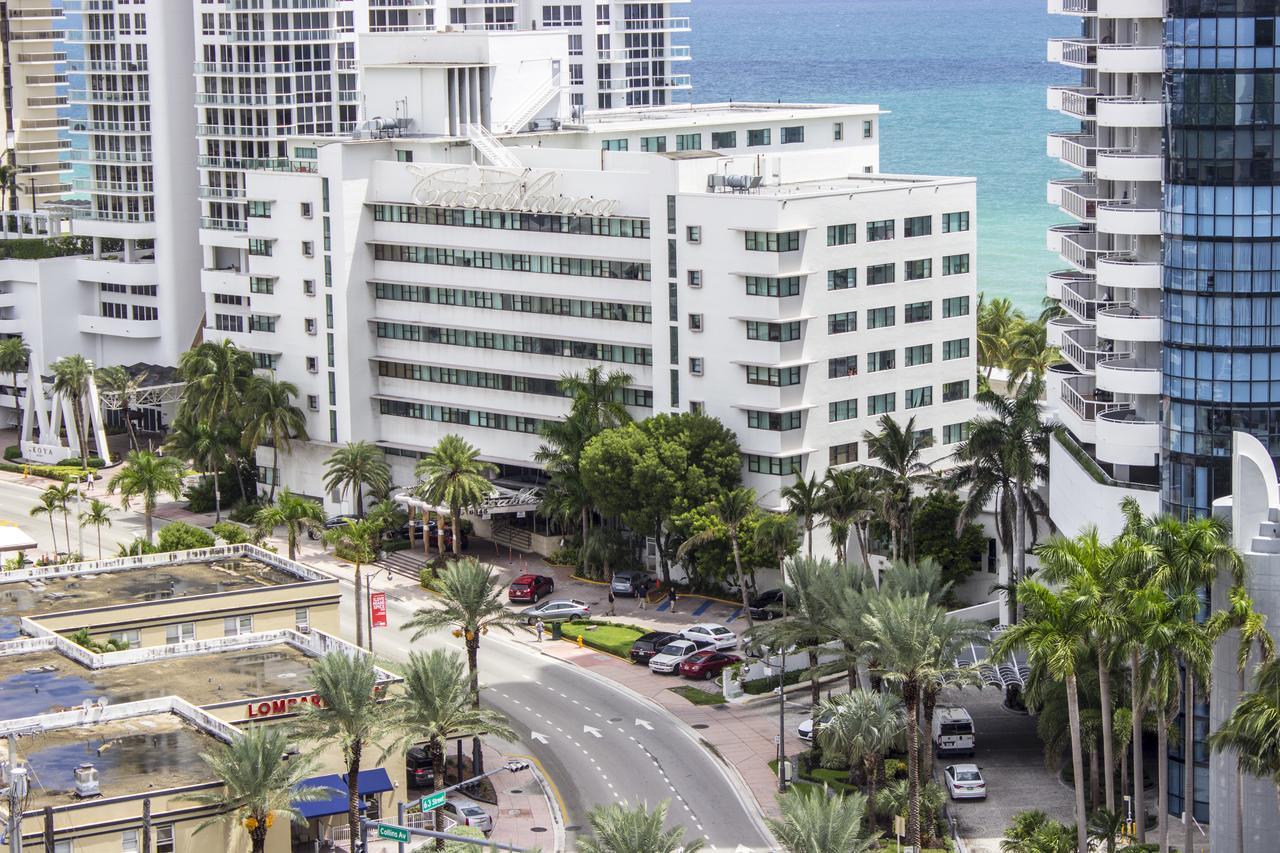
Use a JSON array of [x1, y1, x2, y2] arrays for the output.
[[1097, 200, 1161, 236], [1097, 254, 1161, 289]]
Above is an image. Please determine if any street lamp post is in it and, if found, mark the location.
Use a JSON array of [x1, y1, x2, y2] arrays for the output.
[[765, 655, 787, 793]]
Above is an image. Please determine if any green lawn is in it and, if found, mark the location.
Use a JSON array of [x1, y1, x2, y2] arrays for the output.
[[669, 685, 726, 706], [558, 621, 646, 658]]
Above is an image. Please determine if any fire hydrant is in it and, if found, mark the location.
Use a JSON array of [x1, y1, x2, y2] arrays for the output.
[[577, 635, 584, 649]]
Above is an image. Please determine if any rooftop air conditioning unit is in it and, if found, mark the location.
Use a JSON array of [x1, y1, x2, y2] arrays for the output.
[[74, 763, 100, 798]]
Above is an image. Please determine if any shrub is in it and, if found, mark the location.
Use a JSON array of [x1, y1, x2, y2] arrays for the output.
[[743, 666, 809, 695], [384, 537, 411, 552], [117, 537, 159, 557], [0, 461, 96, 482], [883, 758, 907, 779], [183, 476, 218, 513], [547, 546, 579, 567], [57, 456, 106, 469], [211, 521, 249, 544], [156, 522, 216, 552], [3, 446, 19, 462], [68, 628, 127, 653], [228, 501, 263, 523], [0, 235, 91, 261]]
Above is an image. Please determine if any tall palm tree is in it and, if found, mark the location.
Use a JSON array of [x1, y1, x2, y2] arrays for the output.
[[94, 365, 146, 451], [781, 472, 823, 559], [766, 787, 880, 853], [29, 488, 60, 552], [1209, 657, 1280, 815], [556, 366, 634, 433], [993, 580, 1092, 853], [44, 482, 75, 552], [414, 434, 495, 557], [322, 441, 390, 518], [861, 414, 934, 560], [166, 413, 237, 522], [816, 688, 904, 814], [291, 652, 391, 853], [322, 517, 382, 649], [919, 616, 984, 780], [821, 466, 880, 574], [676, 487, 757, 629], [0, 335, 29, 420], [750, 557, 839, 716], [254, 489, 324, 561], [186, 723, 332, 853], [242, 374, 308, 501], [403, 557, 523, 774], [578, 800, 704, 853], [977, 294, 1021, 378], [382, 649, 517, 850], [50, 354, 95, 466], [79, 498, 113, 559], [106, 450, 185, 543], [177, 338, 255, 425], [1005, 319, 1058, 392]]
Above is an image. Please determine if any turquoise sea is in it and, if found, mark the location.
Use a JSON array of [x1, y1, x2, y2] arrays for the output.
[[688, 0, 1078, 313]]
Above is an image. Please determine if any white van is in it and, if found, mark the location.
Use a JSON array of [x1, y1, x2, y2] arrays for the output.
[[933, 707, 976, 756]]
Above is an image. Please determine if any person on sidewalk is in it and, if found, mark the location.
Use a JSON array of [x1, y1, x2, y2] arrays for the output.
[[535, 619, 545, 643], [638, 580, 648, 610], [668, 586, 678, 614], [607, 589, 616, 617]]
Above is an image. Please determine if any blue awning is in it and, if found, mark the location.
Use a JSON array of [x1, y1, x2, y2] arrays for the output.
[[293, 768, 395, 820]]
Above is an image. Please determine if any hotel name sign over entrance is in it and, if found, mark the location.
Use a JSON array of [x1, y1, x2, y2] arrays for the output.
[[407, 164, 622, 218]]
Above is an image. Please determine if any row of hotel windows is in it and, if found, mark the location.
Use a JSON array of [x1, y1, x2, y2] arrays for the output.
[[374, 321, 654, 365], [99, 282, 158, 296], [372, 281, 651, 323], [826, 212, 969, 246], [743, 353, 972, 388], [372, 204, 651, 239], [601, 121, 871, 153], [745, 424, 970, 475], [379, 398, 550, 434], [372, 243, 652, 282], [375, 360, 654, 408], [740, 379, 967, 431], [101, 302, 159, 321], [827, 303, 973, 333], [822, 256, 971, 287]]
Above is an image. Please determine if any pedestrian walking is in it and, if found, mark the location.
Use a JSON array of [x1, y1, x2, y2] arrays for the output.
[[607, 589, 616, 617], [535, 619, 545, 643], [638, 580, 648, 610], [668, 586, 678, 615]]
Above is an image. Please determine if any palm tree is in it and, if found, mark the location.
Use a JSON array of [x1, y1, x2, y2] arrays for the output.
[[322, 517, 382, 649], [322, 441, 390, 519], [750, 557, 839, 717], [977, 294, 1020, 378], [242, 374, 308, 501], [254, 489, 324, 561], [107, 450, 185, 543], [861, 414, 934, 560], [414, 434, 495, 557], [993, 580, 1091, 853], [177, 339, 255, 425], [821, 466, 880, 574], [918, 616, 984, 780], [577, 800, 704, 853], [1088, 808, 1125, 853], [50, 354, 95, 467], [556, 366, 634, 433], [291, 652, 391, 853], [1005, 319, 1058, 391], [781, 472, 823, 559], [816, 688, 904, 815], [29, 488, 60, 552], [999, 810, 1076, 853], [767, 787, 880, 853], [186, 724, 332, 853], [44, 482, 75, 552], [676, 487, 757, 629], [1209, 657, 1280, 814], [403, 556, 523, 773], [382, 649, 517, 850], [79, 498, 113, 559], [0, 335, 29, 419], [94, 365, 146, 452], [166, 413, 237, 522]]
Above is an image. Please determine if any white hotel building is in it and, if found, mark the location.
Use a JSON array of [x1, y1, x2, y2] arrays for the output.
[[210, 34, 978, 509]]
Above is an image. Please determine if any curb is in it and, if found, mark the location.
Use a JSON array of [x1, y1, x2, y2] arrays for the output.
[[506, 751, 567, 853], [729, 670, 850, 708]]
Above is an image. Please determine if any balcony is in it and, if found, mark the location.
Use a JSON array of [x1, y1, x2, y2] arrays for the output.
[[1048, 38, 1097, 68], [1048, 178, 1083, 207], [1047, 86, 1097, 119], [1096, 305, 1161, 342], [72, 178, 154, 196], [1096, 408, 1160, 467], [1048, 132, 1098, 170], [69, 148, 152, 164], [598, 45, 692, 62], [1060, 376, 1121, 445], [1061, 184, 1099, 221], [1096, 355, 1162, 396], [78, 314, 161, 339], [1048, 0, 1098, 15], [1097, 43, 1163, 74], [1097, 255, 1161, 289], [1047, 269, 1094, 302], [1097, 201, 1161, 236], [622, 17, 691, 32], [1049, 225, 1110, 271], [1097, 0, 1165, 19], [1097, 149, 1162, 182], [1047, 315, 1090, 349], [1096, 97, 1162, 128], [1060, 276, 1122, 323], [1062, 325, 1112, 373]]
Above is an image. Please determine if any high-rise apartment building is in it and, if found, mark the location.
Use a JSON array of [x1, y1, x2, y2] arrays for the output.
[[0, 0, 72, 209]]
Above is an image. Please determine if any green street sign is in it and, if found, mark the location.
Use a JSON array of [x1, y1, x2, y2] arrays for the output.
[[420, 790, 447, 812], [377, 824, 411, 842]]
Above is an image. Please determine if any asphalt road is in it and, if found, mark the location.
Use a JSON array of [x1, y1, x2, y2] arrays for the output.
[[0, 478, 775, 852]]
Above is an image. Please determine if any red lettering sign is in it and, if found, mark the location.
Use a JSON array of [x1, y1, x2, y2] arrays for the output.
[[371, 591, 388, 628], [245, 693, 322, 719]]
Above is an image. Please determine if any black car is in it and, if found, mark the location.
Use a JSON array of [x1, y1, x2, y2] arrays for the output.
[[629, 631, 680, 664], [307, 514, 360, 539], [406, 745, 434, 788], [748, 588, 785, 621]]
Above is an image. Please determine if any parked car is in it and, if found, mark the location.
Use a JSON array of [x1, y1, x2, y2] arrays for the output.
[[648, 638, 714, 674], [933, 706, 976, 756], [405, 745, 433, 788], [441, 798, 493, 833], [307, 514, 359, 539], [610, 570, 649, 597], [943, 763, 986, 800], [678, 650, 742, 680], [747, 588, 785, 621], [797, 711, 836, 741], [629, 631, 679, 664], [507, 574, 555, 603], [520, 599, 590, 624], [679, 623, 738, 650]]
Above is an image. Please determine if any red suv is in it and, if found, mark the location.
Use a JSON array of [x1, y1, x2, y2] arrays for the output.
[[507, 574, 555, 603]]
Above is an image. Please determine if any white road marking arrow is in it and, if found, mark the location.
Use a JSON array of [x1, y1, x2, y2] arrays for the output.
[[530, 732, 550, 744], [635, 718, 653, 730], [583, 725, 602, 738]]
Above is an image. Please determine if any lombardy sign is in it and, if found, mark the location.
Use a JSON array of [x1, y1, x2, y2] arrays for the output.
[[246, 693, 322, 719], [407, 164, 621, 218]]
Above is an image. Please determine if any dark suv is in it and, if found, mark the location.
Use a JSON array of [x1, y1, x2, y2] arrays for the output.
[[629, 631, 679, 664], [748, 588, 785, 621], [406, 745, 433, 788]]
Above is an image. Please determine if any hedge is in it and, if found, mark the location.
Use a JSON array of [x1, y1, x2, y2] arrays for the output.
[[0, 461, 98, 482]]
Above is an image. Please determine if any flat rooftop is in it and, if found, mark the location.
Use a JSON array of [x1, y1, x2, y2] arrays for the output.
[[0, 557, 301, 639], [11, 714, 221, 809], [0, 644, 317, 719], [740, 172, 974, 199], [579, 101, 882, 130]]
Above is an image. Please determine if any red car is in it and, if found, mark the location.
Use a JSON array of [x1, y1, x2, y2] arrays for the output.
[[679, 650, 742, 681], [507, 574, 555, 603]]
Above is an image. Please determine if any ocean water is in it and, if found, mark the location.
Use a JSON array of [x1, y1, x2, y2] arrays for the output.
[[688, 0, 1078, 313]]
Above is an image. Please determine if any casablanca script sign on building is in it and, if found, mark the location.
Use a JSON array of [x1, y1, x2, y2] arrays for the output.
[[407, 164, 622, 218]]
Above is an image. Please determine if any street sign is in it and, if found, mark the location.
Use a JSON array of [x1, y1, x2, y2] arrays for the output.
[[377, 824, 410, 842], [370, 591, 388, 628], [420, 790, 447, 812]]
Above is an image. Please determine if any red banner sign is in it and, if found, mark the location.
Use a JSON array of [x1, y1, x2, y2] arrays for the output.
[[371, 591, 388, 628], [246, 693, 321, 719]]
